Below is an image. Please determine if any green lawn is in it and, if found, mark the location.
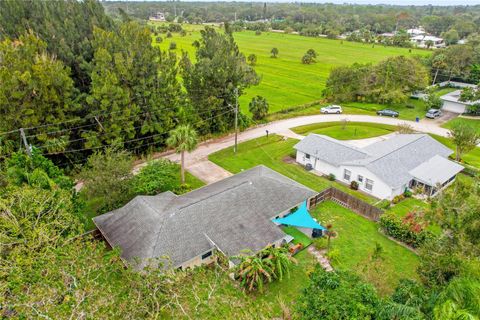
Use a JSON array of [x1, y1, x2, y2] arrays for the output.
[[311, 201, 419, 295], [208, 135, 376, 204], [430, 134, 480, 169], [283, 226, 313, 247], [442, 117, 480, 131], [343, 98, 428, 121], [292, 121, 397, 139], [386, 198, 429, 218], [153, 23, 429, 115]]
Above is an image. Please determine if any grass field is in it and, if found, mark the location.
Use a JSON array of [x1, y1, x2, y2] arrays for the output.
[[311, 201, 419, 295], [442, 117, 480, 131], [153, 23, 429, 115], [208, 135, 376, 203], [292, 121, 397, 139], [431, 134, 480, 169]]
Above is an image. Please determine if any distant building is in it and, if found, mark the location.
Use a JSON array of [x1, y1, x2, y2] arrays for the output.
[[406, 27, 426, 37], [149, 12, 166, 22], [440, 86, 479, 114], [411, 35, 445, 48]]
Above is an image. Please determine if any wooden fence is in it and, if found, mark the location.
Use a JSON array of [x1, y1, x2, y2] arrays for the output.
[[309, 187, 383, 221]]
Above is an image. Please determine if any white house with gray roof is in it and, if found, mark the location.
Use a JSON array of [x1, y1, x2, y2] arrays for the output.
[[93, 165, 316, 270], [294, 134, 463, 200]]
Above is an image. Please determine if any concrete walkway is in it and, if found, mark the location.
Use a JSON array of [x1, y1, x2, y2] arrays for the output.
[[307, 246, 333, 272]]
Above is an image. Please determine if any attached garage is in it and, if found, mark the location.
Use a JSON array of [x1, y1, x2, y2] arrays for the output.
[[442, 100, 467, 114]]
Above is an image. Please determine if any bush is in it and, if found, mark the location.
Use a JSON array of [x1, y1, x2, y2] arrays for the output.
[[155, 36, 163, 43], [166, 31, 172, 38], [255, 30, 262, 36], [392, 194, 405, 204], [325, 248, 340, 263], [377, 199, 391, 210], [350, 181, 359, 190], [131, 159, 182, 195], [380, 213, 435, 248], [169, 42, 177, 50], [403, 190, 413, 198], [328, 173, 336, 181]]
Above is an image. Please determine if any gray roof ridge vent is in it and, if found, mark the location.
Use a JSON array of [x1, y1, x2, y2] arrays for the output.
[[366, 134, 426, 163], [175, 180, 251, 212]]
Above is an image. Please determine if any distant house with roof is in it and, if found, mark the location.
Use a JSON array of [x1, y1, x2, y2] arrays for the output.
[[410, 35, 445, 48], [440, 85, 479, 114], [149, 12, 166, 22], [294, 134, 463, 200], [93, 166, 318, 270]]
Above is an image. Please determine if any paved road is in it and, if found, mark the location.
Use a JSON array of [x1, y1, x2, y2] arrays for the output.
[[157, 114, 452, 184]]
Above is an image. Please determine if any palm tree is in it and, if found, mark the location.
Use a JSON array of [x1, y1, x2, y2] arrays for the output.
[[166, 124, 198, 184], [261, 245, 297, 281], [236, 254, 273, 292]]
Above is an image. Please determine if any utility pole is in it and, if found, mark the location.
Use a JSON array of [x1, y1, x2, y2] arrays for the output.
[[20, 128, 31, 157], [234, 87, 238, 154]]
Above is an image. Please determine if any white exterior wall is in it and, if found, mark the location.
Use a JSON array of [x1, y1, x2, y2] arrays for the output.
[[296, 150, 404, 199], [441, 100, 467, 114], [338, 165, 395, 199]]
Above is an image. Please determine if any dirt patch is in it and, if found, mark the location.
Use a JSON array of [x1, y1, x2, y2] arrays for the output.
[[282, 156, 296, 164]]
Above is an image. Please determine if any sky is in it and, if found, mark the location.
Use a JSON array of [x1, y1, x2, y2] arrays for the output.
[[112, 0, 480, 5]]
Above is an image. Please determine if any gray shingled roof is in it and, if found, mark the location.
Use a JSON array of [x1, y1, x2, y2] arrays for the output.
[[360, 134, 454, 188], [94, 165, 316, 269], [294, 134, 369, 165], [297, 133, 457, 188], [409, 155, 464, 186]]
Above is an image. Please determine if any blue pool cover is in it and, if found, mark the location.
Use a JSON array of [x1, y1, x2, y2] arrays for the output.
[[272, 200, 326, 230]]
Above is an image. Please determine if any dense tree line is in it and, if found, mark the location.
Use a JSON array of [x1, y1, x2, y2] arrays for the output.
[[324, 56, 429, 104], [0, 1, 256, 168], [103, 2, 480, 40]]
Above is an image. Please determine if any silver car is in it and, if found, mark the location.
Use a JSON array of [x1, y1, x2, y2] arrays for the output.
[[321, 105, 343, 114], [425, 109, 442, 119]]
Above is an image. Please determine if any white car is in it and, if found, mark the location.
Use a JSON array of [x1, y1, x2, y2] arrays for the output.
[[321, 105, 343, 114]]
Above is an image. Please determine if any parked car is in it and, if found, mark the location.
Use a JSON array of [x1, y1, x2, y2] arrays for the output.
[[321, 105, 343, 114], [376, 109, 399, 117], [425, 109, 442, 119]]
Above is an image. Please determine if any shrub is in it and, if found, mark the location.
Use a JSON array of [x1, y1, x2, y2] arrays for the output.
[[350, 181, 359, 190], [404, 190, 413, 198], [131, 159, 182, 195], [255, 30, 262, 35], [392, 194, 405, 204], [377, 199, 391, 210], [397, 123, 415, 134], [325, 248, 340, 263], [169, 42, 177, 50], [328, 173, 336, 181], [155, 36, 163, 43], [166, 31, 172, 38], [380, 213, 434, 248]]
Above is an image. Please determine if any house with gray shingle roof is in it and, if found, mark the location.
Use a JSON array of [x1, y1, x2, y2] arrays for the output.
[[93, 165, 316, 270], [294, 134, 463, 200]]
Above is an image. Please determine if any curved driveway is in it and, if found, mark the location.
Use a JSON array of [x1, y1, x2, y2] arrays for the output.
[[159, 114, 452, 183], [166, 114, 450, 163]]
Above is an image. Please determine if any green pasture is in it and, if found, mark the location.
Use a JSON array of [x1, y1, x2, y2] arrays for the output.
[[153, 23, 429, 115]]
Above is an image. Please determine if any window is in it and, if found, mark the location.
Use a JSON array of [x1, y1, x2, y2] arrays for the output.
[[343, 169, 351, 181], [357, 175, 363, 183], [365, 179, 374, 191], [305, 153, 310, 159], [201, 251, 212, 260]]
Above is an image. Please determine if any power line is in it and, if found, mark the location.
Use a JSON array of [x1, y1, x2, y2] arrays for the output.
[[41, 109, 234, 156]]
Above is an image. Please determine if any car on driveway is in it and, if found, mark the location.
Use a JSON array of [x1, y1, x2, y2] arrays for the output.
[[321, 105, 343, 114], [425, 109, 442, 119], [376, 109, 399, 117]]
